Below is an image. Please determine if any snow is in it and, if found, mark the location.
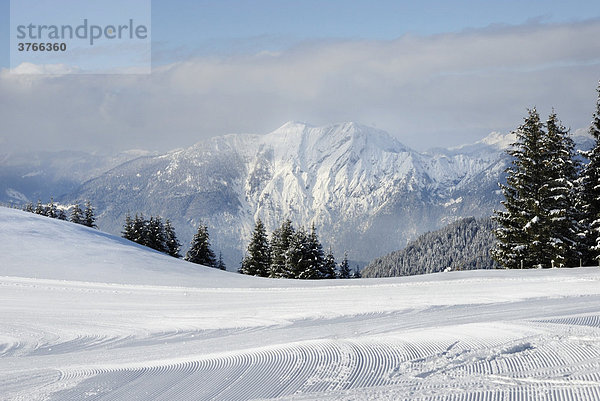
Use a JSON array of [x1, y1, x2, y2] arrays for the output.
[[2, 207, 600, 400]]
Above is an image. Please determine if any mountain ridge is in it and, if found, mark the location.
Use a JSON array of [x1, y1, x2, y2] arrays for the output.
[[57, 121, 515, 268]]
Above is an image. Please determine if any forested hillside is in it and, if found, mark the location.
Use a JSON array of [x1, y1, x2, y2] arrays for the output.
[[362, 217, 498, 277]]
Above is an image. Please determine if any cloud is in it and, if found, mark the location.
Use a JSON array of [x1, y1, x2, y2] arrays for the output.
[[1, 19, 599, 154]]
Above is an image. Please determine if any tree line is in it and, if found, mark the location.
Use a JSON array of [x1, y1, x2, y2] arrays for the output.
[[493, 82, 600, 269], [121, 214, 226, 270], [239, 219, 361, 279], [21, 198, 97, 228]]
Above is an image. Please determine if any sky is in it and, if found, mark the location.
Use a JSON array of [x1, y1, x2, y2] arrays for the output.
[[1, 0, 599, 154]]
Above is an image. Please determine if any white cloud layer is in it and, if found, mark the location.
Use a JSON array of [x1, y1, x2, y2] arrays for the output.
[[1, 20, 599, 154]]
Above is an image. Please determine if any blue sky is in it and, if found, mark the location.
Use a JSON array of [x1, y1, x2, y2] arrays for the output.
[[1, 1, 599, 153], [3, 0, 599, 67]]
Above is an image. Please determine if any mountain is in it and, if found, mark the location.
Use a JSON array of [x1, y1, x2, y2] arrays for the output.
[[361, 217, 499, 278], [60, 122, 516, 268], [0, 150, 153, 204]]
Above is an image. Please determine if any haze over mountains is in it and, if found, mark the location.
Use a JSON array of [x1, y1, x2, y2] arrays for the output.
[[1, 122, 593, 267]]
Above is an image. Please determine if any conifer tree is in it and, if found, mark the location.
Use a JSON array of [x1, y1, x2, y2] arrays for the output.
[[541, 112, 579, 267], [83, 201, 97, 228], [47, 197, 57, 218], [164, 219, 182, 258], [122, 213, 135, 241], [287, 227, 314, 279], [146, 216, 167, 252], [35, 199, 45, 215], [322, 248, 337, 279], [240, 219, 271, 277], [492, 109, 549, 268], [270, 219, 295, 278], [70, 203, 83, 224], [216, 252, 227, 271], [24, 202, 34, 213], [305, 223, 325, 279], [131, 213, 147, 244], [338, 252, 351, 279], [578, 82, 600, 265], [185, 223, 217, 267], [352, 265, 362, 279]]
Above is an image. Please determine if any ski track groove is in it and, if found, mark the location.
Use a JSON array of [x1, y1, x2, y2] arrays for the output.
[[29, 329, 600, 401], [7, 314, 600, 400]]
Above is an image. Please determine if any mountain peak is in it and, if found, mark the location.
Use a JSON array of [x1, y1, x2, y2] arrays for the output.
[[476, 131, 516, 149]]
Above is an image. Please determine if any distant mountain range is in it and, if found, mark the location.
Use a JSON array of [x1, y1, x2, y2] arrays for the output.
[[1, 122, 593, 269]]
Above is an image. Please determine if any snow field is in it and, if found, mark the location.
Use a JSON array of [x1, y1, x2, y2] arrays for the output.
[[2, 208, 600, 400]]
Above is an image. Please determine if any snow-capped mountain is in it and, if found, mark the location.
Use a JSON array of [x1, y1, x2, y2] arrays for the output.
[[61, 122, 516, 268]]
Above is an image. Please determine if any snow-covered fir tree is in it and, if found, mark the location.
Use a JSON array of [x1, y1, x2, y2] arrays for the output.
[[493, 109, 549, 268], [541, 112, 580, 267], [240, 219, 271, 277], [493, 108, 582, 268], [34, 199, 44, 215], [164, 219, 181, 258], [287, 227, 313, 279], [322, 248, 337, 279], [352, 265, 362, 279], [306, 224, 325, 279], [338, 253, 352, 279], [122, 213, 135, 241], [185, 223, 217, 267], [70, 203, 83, 224], [83, 201, 97, 228], [146, 216, 167, 253], [269, 219, 295, 278], [47, 198, 57, 219], [578, 82, 600, 265]]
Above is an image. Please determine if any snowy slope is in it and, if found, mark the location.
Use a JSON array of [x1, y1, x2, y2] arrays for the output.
[[63, 122, 512, 267], [3, 207, 600, 400]]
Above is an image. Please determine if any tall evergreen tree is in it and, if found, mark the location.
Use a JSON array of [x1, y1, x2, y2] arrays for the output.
[[578, 82, 600, 265], [70, 203, 83, 224], [287, 227, 315, 279], [270, 219, 295, 278], [47, 197, 57, 218], [83, 201, 97, 228], [492, 109, 549, 268], [146, 216, 167, 253], [240, 219, 271, 277], [131, 213, 147, 244], [164, 219, 182, 258], [322, 248, 337, 279], [305, 223, 325, 279], [24, 202, 34, 213], [541, 112, 579, 267], [122, 213, 135, 241], [185, 223, 217, 267], [352, 265, 362, 279], [338, 252, 351, 279]]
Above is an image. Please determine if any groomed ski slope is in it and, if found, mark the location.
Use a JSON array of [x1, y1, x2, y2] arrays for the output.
[[2, 207, 600, 400]]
